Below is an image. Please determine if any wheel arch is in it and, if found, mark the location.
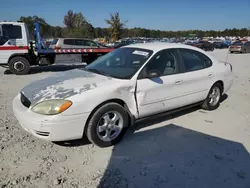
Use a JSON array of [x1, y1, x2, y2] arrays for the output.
[[83, 98, 135, 137], [214, 80, 224, 94], [7, 53, 30, 65]]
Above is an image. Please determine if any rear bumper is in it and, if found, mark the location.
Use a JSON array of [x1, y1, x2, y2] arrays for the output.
[[223, 76, 234, 94], [229, 48, 242, 52], [13, 94, 90, 141]]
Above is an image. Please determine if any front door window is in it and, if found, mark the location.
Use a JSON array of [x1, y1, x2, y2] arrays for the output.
[[138, 49, 180, 79]]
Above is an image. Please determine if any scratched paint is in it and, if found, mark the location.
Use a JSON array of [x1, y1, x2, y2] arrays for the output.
[[20, 68, 139, 118], [21, 69, 110, 105]]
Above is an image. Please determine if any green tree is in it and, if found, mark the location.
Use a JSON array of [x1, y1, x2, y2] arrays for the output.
[[19, 14, 249, 40], [73, 12, 87, 28], [64, 10, 75, 30], [105, 12, 127, 41], [84, 23, 95, 38], [95, 27, 104, 38], [52, 26, 63, 37], [19, 16, 52, 39]]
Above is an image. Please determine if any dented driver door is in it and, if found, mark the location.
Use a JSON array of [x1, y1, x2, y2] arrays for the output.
[[135, 49, 185, 118]]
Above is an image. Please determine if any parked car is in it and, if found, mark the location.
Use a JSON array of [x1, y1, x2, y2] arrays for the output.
[[185, 41, 199, 47], [196, 41, 214, 51], [13, 43, 234, 147], [224, 40, 231, 46], [213, 42, 229, 49], [49, 38, 109, 49], [229, 41, 250, 53], [111, 40, 136, 48]]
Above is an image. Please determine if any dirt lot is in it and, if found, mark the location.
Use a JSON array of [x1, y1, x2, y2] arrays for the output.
[[0, 49, 250, 188]]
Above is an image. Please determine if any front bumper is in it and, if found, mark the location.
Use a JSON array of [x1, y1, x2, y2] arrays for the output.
[[12, 94, 90, 141]]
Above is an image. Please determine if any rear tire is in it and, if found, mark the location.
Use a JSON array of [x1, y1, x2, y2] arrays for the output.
[[9, 56, 31, 75], [86, 103, 129, 147], [201, 83, 222, 111]]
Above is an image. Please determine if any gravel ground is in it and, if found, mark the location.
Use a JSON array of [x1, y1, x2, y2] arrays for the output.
[[0, 49, 250, 188]]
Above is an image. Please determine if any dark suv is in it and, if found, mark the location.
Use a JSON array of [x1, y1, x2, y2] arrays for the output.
[[196, 41, 214, 51]]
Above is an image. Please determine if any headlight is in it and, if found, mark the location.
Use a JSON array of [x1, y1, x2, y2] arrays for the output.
[[31, 99, 72, 115]]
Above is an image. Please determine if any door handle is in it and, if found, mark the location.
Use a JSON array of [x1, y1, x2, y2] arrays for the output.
[[175, 80, 182, 85], [208, 73, 213, 78]]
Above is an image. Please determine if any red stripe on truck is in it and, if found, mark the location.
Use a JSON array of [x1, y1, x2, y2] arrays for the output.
[[0, 46, 29, 50], [54, 48, 114, 53]]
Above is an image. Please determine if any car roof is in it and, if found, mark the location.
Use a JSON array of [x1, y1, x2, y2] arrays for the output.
[[122, 42, 203, 52], [0, 22, 25, 26], [56, 38, 92, 40]]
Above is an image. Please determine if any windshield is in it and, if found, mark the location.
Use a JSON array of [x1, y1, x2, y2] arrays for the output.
[[84, 47, 153, 79], [51, 38, 58, 45], [95, 41, 107, 47]]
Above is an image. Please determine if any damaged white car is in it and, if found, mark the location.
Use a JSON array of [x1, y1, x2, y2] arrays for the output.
[[13, 43, 234, 147]]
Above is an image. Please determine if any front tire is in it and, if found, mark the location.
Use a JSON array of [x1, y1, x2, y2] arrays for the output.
[[9, 56, 31, 75], [86, 103, 129, 147], [201, 83, 222, 111]]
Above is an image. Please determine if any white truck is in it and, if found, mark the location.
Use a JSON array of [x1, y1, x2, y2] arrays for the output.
[[0, 21, 114, 75]]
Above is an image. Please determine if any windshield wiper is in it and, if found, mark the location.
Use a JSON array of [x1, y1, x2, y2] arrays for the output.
[[85, 68, 111, 77]]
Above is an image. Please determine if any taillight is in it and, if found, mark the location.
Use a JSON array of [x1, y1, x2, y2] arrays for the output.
[[229, 64, 233, 72], [225, 63, 233, 72], [224, 62, 233, 72], [54, 46, 61, 49]]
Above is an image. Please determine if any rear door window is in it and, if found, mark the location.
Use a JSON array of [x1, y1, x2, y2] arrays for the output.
[[63, 39, 75, 45], [179, 49, 212, 72]]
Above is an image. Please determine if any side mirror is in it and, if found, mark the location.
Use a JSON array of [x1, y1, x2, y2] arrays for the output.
[[147, 70, 161, 78]]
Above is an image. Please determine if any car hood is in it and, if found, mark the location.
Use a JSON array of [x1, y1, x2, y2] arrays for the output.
[[20, 69, 116, 105]]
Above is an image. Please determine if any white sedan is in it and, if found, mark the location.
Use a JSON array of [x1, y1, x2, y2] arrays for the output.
[[13, 43, 234, 147]]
